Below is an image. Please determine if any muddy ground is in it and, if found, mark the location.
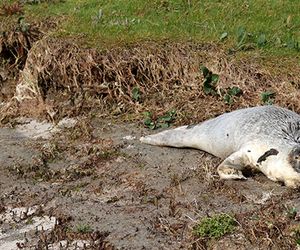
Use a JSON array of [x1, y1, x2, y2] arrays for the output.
[[0, 116, 300, 250], [1, 12, 300, 250]]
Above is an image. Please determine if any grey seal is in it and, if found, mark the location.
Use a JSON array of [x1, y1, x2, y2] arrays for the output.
[[140, 106, 300, 188]]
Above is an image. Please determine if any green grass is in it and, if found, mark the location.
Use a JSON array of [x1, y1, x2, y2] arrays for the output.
[[76, 223, 93, 233], [194, 213, 237, 239], [21, 0, 300, 54], [1, 0, 299, 57]]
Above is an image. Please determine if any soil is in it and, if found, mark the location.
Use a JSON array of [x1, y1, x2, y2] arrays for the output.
[[0, 117, 300, 249]]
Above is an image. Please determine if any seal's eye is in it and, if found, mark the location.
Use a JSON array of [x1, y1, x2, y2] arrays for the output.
[[295, 156, 300, 160]]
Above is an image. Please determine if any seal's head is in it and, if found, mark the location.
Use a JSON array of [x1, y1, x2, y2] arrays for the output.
[[288, 146, 300, 172]]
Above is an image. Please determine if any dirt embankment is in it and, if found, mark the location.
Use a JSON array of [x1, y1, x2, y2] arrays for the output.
[[0, 17, 300, 250], [1, 19, 300, 124]]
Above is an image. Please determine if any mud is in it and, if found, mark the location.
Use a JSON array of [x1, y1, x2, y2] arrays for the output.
[[1, 117, 299, 249]]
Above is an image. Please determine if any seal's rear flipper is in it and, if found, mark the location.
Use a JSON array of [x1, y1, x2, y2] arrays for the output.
[[217, 150, 249, 180], [140, 126, 192, 148]]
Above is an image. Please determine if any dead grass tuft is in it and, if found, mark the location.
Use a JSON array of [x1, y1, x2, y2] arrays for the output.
[[236, 197, 298, 249], [0, 18, 43, 69], [0, 2, 23, 16]]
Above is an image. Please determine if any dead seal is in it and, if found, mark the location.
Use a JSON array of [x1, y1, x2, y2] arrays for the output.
[[140, 105, 300, 188]]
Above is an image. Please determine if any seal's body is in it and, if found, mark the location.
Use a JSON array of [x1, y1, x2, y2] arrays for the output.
[[140, 106, 300, 187]]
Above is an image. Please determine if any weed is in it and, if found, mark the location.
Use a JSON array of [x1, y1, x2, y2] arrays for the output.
[[223, 86, 242, 105], [286, 207, 298, 219], [76, 224, 93, 233], [132, 86, 141, 102], [143, 110, 176, 130], [26, 218, 34, 225], [201, 66, 242, 105], [219, 32, 228, 41], [257, 33, 267, 48], [236, 26, 247, 48], [201, 66, 219, 96], [194, 213, 237, 239], [285, 35, 300, 52], [261, 91, 275, 105]]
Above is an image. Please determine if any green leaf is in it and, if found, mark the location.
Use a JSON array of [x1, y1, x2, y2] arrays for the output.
[[261, 91, 275, 105], [203, 82, 215, 95], [132, 86, 140, 102], [143, 111, 152, 118], [211, 74, 219, 85], [224, 94, 233, 105], [220, 32, 228, 41], [149, 123, 156, 130], [159, 110, 176, 122], [237, 26, 246, 46], [144, 117, 152, 126], [257, 33, 267, 47], [200, 66, 210, 78], [143, 110, 176, 130], [158, 123, 170, 129], [227, 86, 242, 96]]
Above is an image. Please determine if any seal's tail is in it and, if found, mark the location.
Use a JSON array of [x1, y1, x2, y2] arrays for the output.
[[140, 125, 196, 148]]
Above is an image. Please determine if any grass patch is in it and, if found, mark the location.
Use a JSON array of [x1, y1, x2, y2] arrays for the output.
[[18, 0, 300, 56], [194, 213, 237, 239], [76, 223, 93, 233]]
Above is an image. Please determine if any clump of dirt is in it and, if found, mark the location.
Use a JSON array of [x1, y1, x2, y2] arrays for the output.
[[9, 37, 300, 124]]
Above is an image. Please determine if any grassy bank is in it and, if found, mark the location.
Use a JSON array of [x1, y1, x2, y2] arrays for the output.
[[8, 0, 296, 56]]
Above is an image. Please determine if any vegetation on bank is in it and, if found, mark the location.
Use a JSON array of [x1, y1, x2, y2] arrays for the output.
[[1, 0, 300, 57]]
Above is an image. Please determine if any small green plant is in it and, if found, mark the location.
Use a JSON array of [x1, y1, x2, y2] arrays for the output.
[[26, 218, 34, 225], [201, 66, 219, 95], [286, 207, 298, 219], [237, 26, 247, 48], [220, 32, 228, 41], [223, 86, 242, 105], [229, 26, 256, 52], [132, 86, 141, 102], [257, 33, 267, 48], [76, 224, 92, 233], [261, 91, 275, 105], [143, 110, 176, 130], [286, 35, 300, 51], [194, 213, 237, 239]]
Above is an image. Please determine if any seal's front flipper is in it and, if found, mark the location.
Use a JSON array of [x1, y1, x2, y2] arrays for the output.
[[217, 150, 249, 180]]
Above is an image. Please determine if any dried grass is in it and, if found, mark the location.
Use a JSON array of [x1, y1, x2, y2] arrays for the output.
[[0, 2, 23, 16], [2, 36, 300, 123], [0, 19, 42, 69], [236, 197, 298, 249]]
